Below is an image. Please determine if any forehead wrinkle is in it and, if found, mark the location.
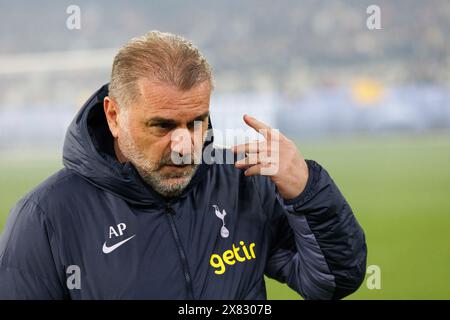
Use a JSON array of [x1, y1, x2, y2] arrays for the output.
[[138, 99, 209, 125], [138, 78, 210, 107], [135, 80, 210, 122], [141, 94, 210, 115], [146, 90, 208, 107], [143, 102, 209, 116]]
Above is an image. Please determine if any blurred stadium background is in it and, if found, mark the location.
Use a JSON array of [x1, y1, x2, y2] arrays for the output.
[[0, 0, 449, 299]]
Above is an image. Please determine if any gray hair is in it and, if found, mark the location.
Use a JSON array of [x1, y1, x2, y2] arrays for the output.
[[109, 30, 213, 108]]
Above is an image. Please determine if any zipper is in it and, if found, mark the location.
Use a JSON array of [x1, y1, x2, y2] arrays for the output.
[[165, 203, 195, 300]]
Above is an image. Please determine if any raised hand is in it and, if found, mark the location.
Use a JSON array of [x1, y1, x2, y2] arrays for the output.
[[231, 114, 309, 200]]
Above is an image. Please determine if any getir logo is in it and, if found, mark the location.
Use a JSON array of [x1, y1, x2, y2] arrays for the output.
[[210, 241, 256, 275]]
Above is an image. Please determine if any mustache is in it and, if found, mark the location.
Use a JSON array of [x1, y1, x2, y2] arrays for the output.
[[158, 152, 195, 168]]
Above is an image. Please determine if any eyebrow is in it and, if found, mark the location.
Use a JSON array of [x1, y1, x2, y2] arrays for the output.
[[147, 111, 210, 127]]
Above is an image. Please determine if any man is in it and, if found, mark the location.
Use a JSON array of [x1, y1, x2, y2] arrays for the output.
[[0, 31, 366, 299]]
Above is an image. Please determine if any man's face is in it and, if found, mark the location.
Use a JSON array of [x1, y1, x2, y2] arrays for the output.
[[112, 79, 211, 197]]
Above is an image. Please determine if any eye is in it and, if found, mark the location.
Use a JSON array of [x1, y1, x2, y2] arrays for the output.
[[157, 123, 173, 130], [187, 122, 195, 130], [147, 122, 176, 136], [187, 118, 207, 130], [150, 122, 175, 131]]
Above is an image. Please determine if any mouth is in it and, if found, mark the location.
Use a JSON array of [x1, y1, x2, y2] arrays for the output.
[[160, 164, 194, 176], [164, 164, 192, 169], [160, 165, 194, 184]]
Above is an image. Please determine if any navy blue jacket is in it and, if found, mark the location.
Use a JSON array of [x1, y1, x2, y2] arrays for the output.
[[0, 84, 367, 299]]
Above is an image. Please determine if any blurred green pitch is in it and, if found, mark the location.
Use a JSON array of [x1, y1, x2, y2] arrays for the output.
[[1, 134, 449, 299]]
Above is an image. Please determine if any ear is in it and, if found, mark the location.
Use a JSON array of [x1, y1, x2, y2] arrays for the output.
[[104, 96, 121, 138]]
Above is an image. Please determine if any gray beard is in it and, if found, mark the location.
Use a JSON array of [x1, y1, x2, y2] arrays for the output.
[[117, 119, 200, 198], [135, 164, 199, 198]]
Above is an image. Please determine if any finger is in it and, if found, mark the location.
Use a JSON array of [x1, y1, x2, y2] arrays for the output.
[[234, 162, 253, 169], [243, 115, 272, 138], [243, 164, 262, 176], [244, 162, 276, 177], [235, 153, 259, 167], [244, 163, 271, 176], [231, 142, 261, 154], [235, 152, 274, 168]]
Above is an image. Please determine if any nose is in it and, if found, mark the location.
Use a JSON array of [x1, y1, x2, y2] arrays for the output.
[[170, 128, 194, 158]]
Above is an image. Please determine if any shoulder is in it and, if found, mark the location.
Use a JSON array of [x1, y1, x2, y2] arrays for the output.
[[16, 168, 96, 220], [22, 168, 87, 200], [1, 169, 86, 251]]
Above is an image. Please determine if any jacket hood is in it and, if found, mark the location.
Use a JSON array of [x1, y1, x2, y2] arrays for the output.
[[62, 83, 214, 206]]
